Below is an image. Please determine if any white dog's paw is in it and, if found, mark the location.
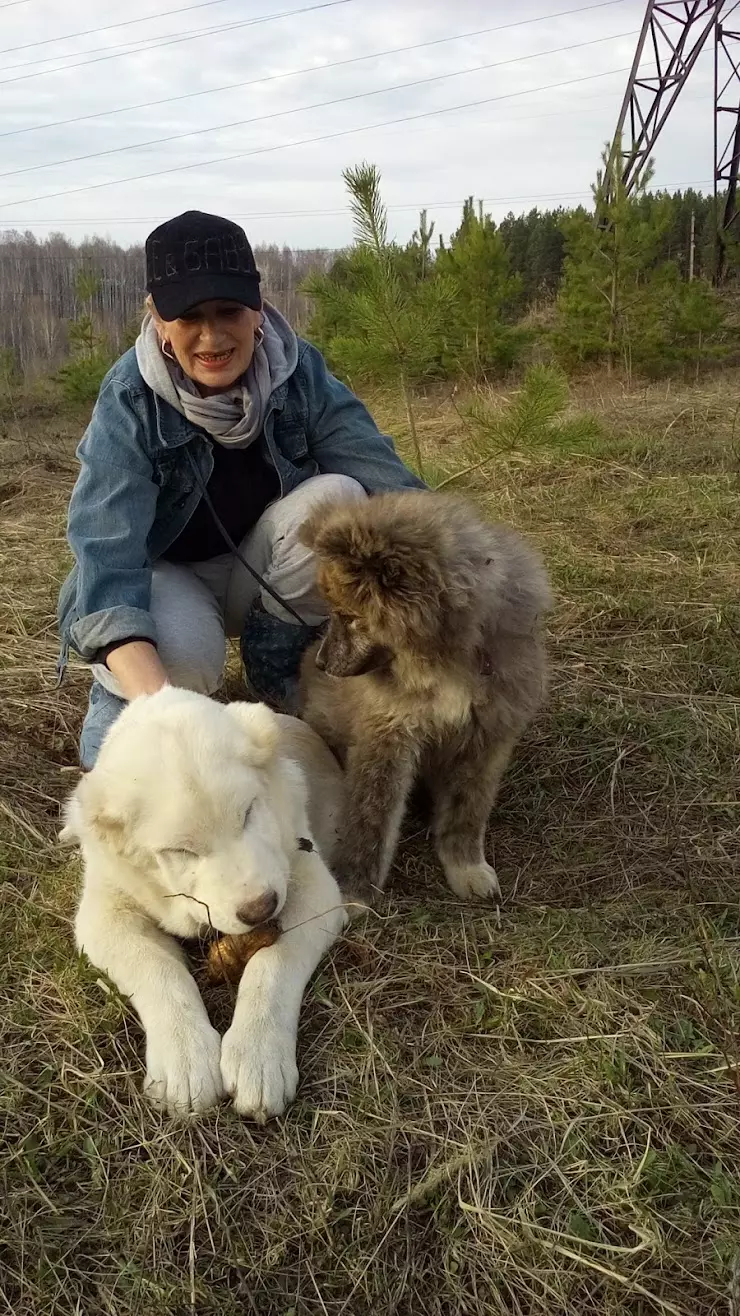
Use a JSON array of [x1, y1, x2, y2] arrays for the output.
[[143, 1017, 224, 1115], [445, 860, 501, 902], [221, 1017, 299, 1124]]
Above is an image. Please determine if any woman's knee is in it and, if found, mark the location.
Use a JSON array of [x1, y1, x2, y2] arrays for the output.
[[158, 635, 225, 694], [304, 473, 366, 505], [150, 562, 226, 693], [265, 476, 366, 540]]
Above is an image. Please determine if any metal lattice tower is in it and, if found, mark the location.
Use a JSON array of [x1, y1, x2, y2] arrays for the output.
[[608, 0, 740, 277], [715, 5, 740, 273]]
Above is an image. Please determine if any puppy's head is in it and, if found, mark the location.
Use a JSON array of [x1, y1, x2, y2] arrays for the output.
[[61, 688, 302, 934], [300, 493, 474, 677]]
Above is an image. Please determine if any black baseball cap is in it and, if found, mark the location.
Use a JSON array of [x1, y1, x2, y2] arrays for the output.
[[145, 210, 262, 320]]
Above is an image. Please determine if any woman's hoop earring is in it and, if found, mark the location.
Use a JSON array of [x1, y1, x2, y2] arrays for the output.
[[161, 340, 177, 362], [254, 326, 264, 347]]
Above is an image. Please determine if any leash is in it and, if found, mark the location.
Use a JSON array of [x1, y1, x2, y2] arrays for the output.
[[185, 447, 311, 628]]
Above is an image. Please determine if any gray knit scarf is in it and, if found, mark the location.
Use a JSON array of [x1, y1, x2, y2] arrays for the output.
[[135, 300, 298, 448]]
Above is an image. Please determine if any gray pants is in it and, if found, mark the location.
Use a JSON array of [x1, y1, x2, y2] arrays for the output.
[[79, 474, 365, 769], [94, 473, 366, 700]]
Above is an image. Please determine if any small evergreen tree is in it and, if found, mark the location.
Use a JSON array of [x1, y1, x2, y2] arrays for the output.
[[57, 269, 115, 403], [554, 140, 674, 378], [409, 208, 435, 281], [665, 278, 730, 380], [304, 163, 456, 476], [436, 198, 526, 378], [435, 365, 599, 490]]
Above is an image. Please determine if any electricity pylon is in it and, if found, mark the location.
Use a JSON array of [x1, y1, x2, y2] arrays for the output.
[[607, 1, 740, 278]]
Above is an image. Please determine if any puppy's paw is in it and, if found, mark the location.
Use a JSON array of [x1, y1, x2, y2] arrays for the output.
[[143, 1017, 224, 1115], [444, 861, 501, 903], [221, 1016, 298, 1124], [342, 880, 377, 920]]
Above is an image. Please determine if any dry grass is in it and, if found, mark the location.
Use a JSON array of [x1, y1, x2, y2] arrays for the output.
[[1, 372, 739, 1316]]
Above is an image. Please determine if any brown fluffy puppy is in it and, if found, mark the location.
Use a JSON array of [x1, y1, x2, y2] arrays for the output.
[[298, 490, 553, 910]]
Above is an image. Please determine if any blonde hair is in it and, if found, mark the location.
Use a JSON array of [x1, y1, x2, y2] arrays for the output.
[[144, 294, 167, 344]]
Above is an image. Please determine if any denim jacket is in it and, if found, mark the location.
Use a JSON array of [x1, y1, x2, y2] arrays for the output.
[[58, 339, 425, 667]]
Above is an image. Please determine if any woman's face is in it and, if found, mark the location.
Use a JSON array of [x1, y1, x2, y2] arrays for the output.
[[156, 299, 262, 394]]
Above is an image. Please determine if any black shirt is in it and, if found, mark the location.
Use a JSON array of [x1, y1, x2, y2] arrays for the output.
[[164, 440, 280, 563]]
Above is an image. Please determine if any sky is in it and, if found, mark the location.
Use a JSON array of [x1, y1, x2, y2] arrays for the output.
[[0, 0, 716, 250]]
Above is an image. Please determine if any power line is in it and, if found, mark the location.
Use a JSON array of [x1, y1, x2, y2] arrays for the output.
[[0, 86, 610, 148], [0, 89, 641, 223], [0, 65, 637, 214], [0, 0, 235, 57], [0, 0, 631, 143], [1, 16, 284, 77], [0, 0, 355, 85], [0, 0, 627, 61], [0, 179, 717, 246], [0, 89, 635, 196], [0, 70, 712, 228], [0, 29, 638, 182]]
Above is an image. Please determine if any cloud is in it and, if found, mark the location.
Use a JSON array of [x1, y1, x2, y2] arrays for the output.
[[0, 0, 715, 249]]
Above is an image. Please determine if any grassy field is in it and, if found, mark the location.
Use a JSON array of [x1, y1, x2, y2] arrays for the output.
[[1, 372, 738, 1316]]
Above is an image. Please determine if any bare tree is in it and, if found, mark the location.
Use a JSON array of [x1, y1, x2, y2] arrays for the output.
[[0, 230, 336, 379]]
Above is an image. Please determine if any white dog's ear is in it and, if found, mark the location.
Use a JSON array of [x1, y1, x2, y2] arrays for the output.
[[63, 771, 130, 848], [226, 701, 280, 766]]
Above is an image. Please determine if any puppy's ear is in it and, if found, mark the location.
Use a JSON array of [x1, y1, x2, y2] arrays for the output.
[[298, 501, 356, 555], [226, 702, 280, 767], [298, 504, 322, 551]]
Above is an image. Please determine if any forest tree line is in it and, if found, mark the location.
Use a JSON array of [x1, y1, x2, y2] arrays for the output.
[[305, 159, 735, 391], [0, 175, 734, 389], [0, 235, 335, 377]]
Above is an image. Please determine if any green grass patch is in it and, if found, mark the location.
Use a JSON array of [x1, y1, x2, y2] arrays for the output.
[[1, 374, 739, 1314]]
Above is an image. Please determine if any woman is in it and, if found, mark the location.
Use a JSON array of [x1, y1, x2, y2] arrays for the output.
[[58, 210, 424, 769]]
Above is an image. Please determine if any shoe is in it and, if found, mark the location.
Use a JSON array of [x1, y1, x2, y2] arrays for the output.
[[240, 601, 323, 714]]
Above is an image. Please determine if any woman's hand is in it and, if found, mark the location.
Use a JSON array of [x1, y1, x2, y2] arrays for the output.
[[106, 640, 170, 699]]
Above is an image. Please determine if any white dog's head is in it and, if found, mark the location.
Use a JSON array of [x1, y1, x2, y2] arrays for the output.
[[61, 688, 304, 934]]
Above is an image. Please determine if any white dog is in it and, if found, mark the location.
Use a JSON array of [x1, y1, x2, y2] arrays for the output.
[[60, 686, 347, 1122]]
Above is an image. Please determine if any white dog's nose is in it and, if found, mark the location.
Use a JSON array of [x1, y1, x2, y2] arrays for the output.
[[236, 890, 278, 926]]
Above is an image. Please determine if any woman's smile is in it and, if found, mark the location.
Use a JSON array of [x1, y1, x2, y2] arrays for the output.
[[154, 299, 262, 393], [195, 347, 236, 370]]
